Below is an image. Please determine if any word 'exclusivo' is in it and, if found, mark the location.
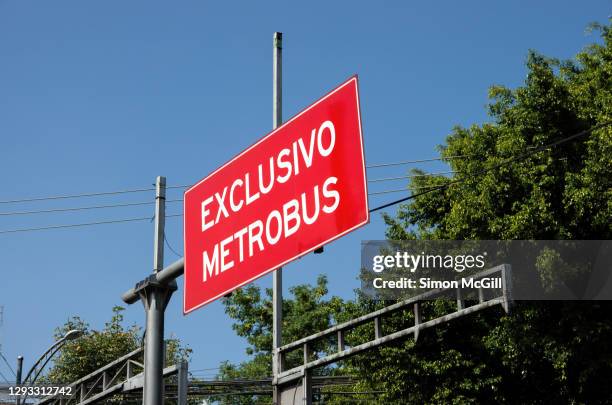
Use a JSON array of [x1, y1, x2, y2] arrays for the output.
[[200, 120, 340, 282]]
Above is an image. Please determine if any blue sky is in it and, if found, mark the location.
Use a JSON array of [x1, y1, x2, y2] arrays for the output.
[[0, 1, 609, 381]]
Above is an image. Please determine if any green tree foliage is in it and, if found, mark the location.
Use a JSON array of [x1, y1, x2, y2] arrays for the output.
[[360, 19, 612, 404], [46, 306, 141, 384], [219, 19, 612, 404], [46, 306, 191, 386], [215, 276, 343, 404]]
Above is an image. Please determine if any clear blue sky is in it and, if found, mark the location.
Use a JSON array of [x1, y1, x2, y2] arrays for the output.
[[0, 1, 609, 381]]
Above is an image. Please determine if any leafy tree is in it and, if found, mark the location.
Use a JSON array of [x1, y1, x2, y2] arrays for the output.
[[46, 306, 141, 384], [219, 19, 612, 404], [353, 19, 612, 404], [45, 306, 191, 403], [214, 276, 344, 404]]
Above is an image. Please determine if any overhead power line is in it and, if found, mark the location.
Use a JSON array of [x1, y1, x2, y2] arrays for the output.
[[368, 186, 440, 196], [367, 171, 457, 183], [0, 184, 435, 230], [164, 234, 183, 257], [365, 147, 539, 169], [0, 370, 10, 385], [0, 182, 442, 219], [158, 173, 455, 191], [1, 121, 609, 233], [0, 187, 156, 205], [0, 216, 152, 234], [0, 214, 183, 235], [0, 159, 461, 205], [365, 155, 469, 168], [0, 183, 407, 232], [0, 352, 16, 378], [368, 121, 612, 213], [0, 199, 183, 217], [369, 185, 446, 213]]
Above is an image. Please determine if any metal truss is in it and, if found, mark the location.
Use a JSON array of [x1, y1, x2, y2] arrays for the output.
[[37, 348, 187, 405], [273, 264, 512, 403]]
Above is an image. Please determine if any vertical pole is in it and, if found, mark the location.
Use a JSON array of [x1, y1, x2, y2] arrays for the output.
[[15, 356, 23, 405], [153, 176, 166, 273], [302, 343, 312, 404], [272, 31, 283, 405], [502, 264, 513, 313], [15, 356, 23, 385], [142, 176, 167, 405], [413, 303, 421, 342], [302, 372, 312, 405], [177, 360, 188, 405], [142, 286, 171, 405], [456, 288, 464, 310], [374, 317, 382, 340]]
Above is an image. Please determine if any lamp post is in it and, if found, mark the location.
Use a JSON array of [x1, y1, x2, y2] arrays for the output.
[[18, 329, 84, 404]]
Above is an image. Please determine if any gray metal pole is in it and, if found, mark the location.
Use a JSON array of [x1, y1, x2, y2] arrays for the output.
[[272, 31, 283, 405], [141, 176, 170, 405], [16, 356, 23, 385], [143, 291, 166, 405], [15, 356, 23, 405], [302, 371, 313, 405], [153, 176, 166, 272], [177, 360, 188, 405], [123, 258, 184, 304]]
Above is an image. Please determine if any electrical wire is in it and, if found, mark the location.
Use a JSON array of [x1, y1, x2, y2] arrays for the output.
[[163, 175, 453, 194], [0, 199, 183, 217], [0, 187, 156, 204], [292, 376, 302, 405], [0, 148, 536, 206], [369, 185, 448, 213], [0, 183, 440, 220], [365, 147, 536, 169], [368, 120, 612, 213], [1, 121, 609, 233], [138, 171, 458, 191], [365, 155, 469, 168], [367, 171, 456, 183], [0, 160, 462, 205], [0, 216, 153, 234], [0, 184, 439, 230], [368, 186, 439, 196], [0, 213, 183, 235], [0, 352, 16, 377], [0, 369, 10, 385], [164, 234, 183, 257]]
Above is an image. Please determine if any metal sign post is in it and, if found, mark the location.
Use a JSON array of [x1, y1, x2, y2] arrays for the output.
[[122, 34, 367, 405], [138, 176, 177, 405], [272, 31, 283, 405], [182, 75, 368, 312]]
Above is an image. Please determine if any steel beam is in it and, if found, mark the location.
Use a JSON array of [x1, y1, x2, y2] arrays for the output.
[[276, 265, 512, 386], [272, 30, 284, 405], [122, 258, 184, 304]]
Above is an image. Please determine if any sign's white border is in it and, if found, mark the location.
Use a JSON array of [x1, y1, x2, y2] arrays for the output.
[[183, 76, 369, 314]]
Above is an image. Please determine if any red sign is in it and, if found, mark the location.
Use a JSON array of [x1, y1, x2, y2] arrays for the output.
[[183, 76, 369, 314]]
